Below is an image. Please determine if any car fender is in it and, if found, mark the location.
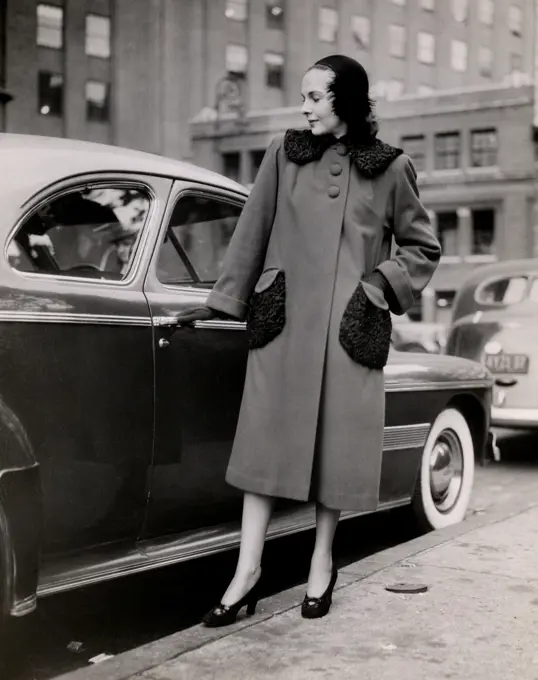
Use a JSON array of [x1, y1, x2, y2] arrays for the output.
[[0, 395, 41, 620]]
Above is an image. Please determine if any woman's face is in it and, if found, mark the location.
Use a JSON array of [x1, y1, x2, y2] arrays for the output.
[[301, 68, 345, 137]]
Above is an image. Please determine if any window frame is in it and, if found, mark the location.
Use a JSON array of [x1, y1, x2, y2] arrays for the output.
[[85, 13, 111, 59], [226, 43, 249, 80], [38, 70, 64, 117], [155, 188, 246, 290], [452, 0, 468, 23], [389, 24, 406, 59], [264, 51, 285, 89], [36, 3, 64, 49], [451, 39, 468, 72], [509, 4, 523, 36], [470, 128, 498, 168], [417, 31, 435, 64], [475, 275, 530, 307], [318, 6, 339, 43], [266, 0, 285, 30], [86, 80, 111, 123], [225, 0, 248, 22], [434, 131, 461, 170], [479, 0, 494, 25], [6, 179, 157, 288], [351, 14, 371, 50], [400, 135, 426, 173]]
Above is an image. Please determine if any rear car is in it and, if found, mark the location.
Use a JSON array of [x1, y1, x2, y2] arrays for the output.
[[445, 259, 538, 428]]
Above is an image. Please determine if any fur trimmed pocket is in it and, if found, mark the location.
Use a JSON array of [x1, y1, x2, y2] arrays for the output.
[[339, 282, 392, 369], [246, 269, 286, 350]]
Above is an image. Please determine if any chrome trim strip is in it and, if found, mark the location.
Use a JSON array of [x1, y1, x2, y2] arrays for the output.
[[382, 423, 430, 451], [491, 407, 538, 426], [194, 319, 245, 330], [37, 497, 410, 597], [385, 380, 492, 392], [11, 594, 37, 617], [0, 311, 151, 326]]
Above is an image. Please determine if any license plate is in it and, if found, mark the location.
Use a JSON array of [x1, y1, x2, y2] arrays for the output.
[[484, 353, 530, 374]]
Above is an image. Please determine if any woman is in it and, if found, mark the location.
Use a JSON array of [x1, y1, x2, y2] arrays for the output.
[[177, 55, 441, 624]]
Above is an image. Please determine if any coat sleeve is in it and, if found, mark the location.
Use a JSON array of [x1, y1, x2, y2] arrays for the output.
[[206, 135, 282, 320], [375, 154, 441, 315]]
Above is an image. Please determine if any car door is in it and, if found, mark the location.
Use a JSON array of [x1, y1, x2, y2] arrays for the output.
[[142, 182, 248, 538], [3, 174, 171, 555]]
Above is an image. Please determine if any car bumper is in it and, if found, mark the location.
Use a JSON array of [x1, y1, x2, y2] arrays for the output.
[[491, 407, 538, 428]]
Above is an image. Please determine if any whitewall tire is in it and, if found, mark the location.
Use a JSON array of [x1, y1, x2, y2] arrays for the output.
[[412, 408, 475, 532]]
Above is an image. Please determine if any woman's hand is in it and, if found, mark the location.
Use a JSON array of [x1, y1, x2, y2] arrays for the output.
[[175, 306, 234, 326], [175, 306, 217, 326]]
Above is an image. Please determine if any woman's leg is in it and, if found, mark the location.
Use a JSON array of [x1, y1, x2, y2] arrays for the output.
[[221, 491, 275, 605], [307, 502, 341, 597]]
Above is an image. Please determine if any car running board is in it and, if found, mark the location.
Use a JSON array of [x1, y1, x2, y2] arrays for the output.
[[37, 497, 410, 597]]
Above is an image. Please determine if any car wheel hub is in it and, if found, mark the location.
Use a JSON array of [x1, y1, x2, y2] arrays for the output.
[[429, 429, 464, 513]]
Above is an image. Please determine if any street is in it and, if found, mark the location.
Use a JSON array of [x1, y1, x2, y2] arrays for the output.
[[8, 428, 538, 680]]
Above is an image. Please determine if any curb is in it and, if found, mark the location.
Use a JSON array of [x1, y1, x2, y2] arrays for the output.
[[56, 497, 538, 680]]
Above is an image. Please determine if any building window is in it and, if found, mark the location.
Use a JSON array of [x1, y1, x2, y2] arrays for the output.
[[470, 129, 497, 167], [479, 46, 493, 77], [266, 1, 284, 30], [225, 0, 247, 21], [452, 0, 468, 22], [421, 0, 435, 10], [417, 32, 435, 64], [509, 5, 523, 36], [400, 135, 426, 172], [389, 24, 406, 58], [418, 84, 435, 95], [511, 52, 523, 74], [319, 7, 338, 42], [472, 209, 495, 255], [265, 52, 284, 88], [85, 14, 111, 59], [451, 40, 468, 72], [392, 0, 406, 5], [479, 0, 494, 25], [86, 81, 110, 122], [37, 4, 63, 49], [352, 15, 370, 50], [226, 44, 248, 79], [436, 212, 458, 256], [38, 71, 63, 117], [434, 132, 460, 170]]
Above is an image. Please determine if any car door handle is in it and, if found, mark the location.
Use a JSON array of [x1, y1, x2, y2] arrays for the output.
[[154, 316, 179, 329]]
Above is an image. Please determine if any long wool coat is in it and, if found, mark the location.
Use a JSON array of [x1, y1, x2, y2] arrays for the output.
[[207, 130, 441, 511]]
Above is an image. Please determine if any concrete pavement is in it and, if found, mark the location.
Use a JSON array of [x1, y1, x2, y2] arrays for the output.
[[56, 496, 538, 680]]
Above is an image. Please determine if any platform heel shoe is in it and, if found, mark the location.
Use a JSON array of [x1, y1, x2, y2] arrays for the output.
[[301, 566, 338, 619], [202, 576, 262, 628]]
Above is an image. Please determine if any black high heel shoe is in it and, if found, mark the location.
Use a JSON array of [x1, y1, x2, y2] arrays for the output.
[[301, 565, 338, 619], [202, 575, 262, 628]]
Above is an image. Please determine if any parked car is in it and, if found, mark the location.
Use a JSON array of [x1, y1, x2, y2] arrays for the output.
[[0, 134, 492, 643], [445, 258, 538, 429], [391, 312, 447, 354]]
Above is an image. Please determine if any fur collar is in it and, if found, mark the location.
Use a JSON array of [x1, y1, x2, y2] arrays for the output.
[[284, 129, 403, 179]]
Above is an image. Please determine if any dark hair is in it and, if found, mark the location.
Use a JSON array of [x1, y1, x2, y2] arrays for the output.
[[308, 57, 379, 143]]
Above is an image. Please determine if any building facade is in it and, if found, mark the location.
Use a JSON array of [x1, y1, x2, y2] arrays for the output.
[[1, 0, 537, 319]]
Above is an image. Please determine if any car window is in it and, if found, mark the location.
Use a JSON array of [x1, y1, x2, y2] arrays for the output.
[[475, 276, 528, 305], [9, 185, 150, 281], [529, 279, 538, 302], [157, 194, 242, 286]]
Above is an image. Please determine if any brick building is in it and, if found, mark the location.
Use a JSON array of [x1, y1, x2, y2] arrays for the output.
[[1, 0, 537, 318]]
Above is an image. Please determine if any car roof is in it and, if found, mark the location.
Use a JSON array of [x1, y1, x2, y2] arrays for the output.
[[1, 134, 248, 204]]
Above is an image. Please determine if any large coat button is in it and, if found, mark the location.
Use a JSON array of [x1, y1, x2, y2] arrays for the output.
[[336, 146, 348, 156], [328, 185, 340, 198], [330, 163, 342, 176]]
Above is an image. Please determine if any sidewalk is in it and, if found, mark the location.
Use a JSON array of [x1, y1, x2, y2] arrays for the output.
[[59, 501, 538, 680]]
